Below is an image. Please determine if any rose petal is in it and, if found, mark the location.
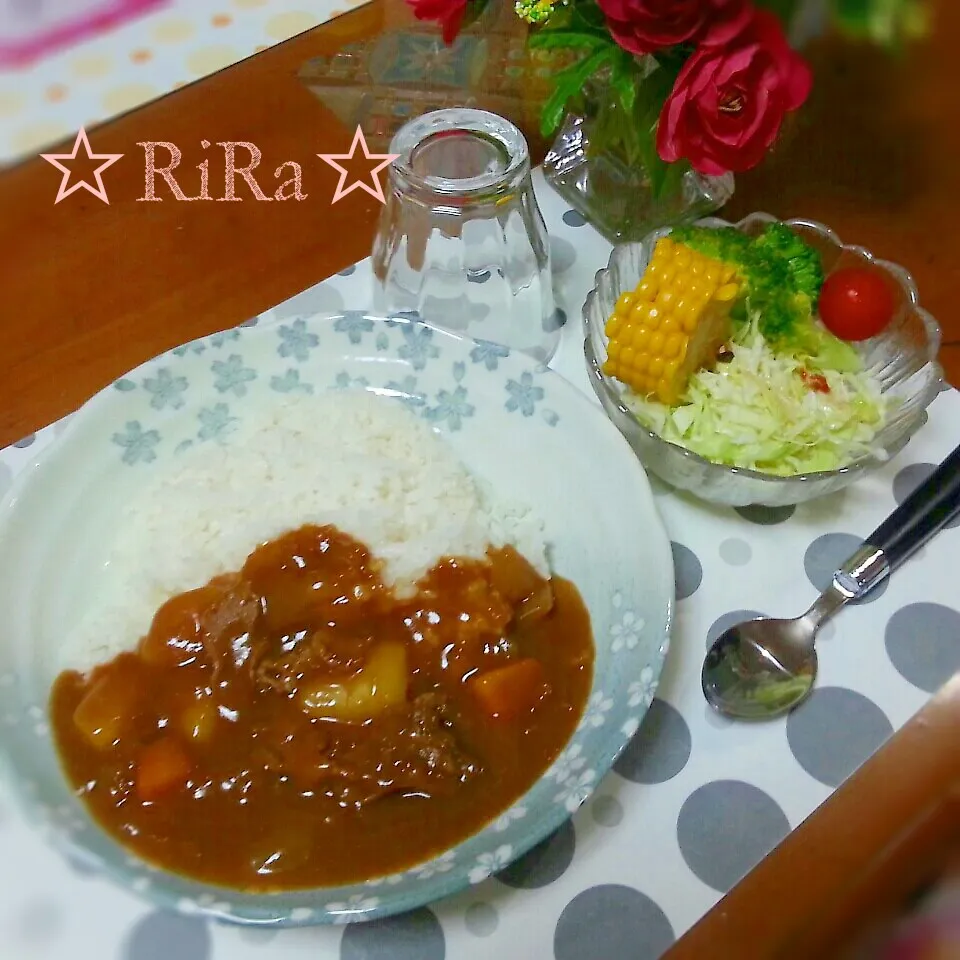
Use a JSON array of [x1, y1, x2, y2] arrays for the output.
[[598, 0, 752, 54], [698, 0, 752, 47], [407, 0, 466, 43], [656, 95, 686, 161], [688, 57, 722, 98], [713, 43, 760, 86], [440, 3, 465, 43], [607, 22, 657, 56], [783, 54, 813, 109], [688, 148, 732, 177]]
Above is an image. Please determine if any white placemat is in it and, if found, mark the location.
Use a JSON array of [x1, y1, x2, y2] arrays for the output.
[[2, 170, 958, 959], [0, 0, 365, 165]]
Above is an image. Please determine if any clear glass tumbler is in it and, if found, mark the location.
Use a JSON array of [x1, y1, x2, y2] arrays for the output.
[[372, 108, 559, 363]]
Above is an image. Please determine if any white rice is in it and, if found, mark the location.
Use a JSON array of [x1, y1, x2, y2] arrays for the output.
[[63, 390, 547, 672]]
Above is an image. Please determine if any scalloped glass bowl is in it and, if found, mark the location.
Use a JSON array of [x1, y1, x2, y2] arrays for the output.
[[582, 213, 944, 507]]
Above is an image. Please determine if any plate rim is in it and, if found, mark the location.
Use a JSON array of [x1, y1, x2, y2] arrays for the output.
[[0, 311, 675, 925]]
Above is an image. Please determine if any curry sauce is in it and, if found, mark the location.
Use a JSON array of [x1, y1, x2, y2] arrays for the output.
[[50, 525, 594, 890]]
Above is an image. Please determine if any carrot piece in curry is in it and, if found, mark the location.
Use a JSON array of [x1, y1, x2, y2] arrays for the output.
[[471, 658, 549, 720], [136, 737, 192, 802]]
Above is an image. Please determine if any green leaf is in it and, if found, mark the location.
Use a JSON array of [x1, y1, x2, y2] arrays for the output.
[[539, 47, 616, 137], [608, 49, 639, 114], [654, 156, 690, 200]]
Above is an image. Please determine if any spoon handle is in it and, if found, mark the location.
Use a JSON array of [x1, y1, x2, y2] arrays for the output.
[[867, 441, 960, 571]]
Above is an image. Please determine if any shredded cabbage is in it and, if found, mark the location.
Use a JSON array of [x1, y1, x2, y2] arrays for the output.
[[624, 320, 891, 476]]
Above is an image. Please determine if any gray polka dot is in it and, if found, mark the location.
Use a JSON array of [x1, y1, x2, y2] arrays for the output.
[[338, 264, 357, 277], [677, 781, 790, 893], [554, 885, 674, 960], [464, 902, 498, 937], [562, 209, 587, 227], [543, 307, 567, 332], [16, 899, 63, 945], [706, 610, 768, 649], [671, 541, 703, 600], [734, 504, 796, 524], [551, 236, 577, 274], [591, 795, 623, 827], [341, 907, 444, 960], [614, 699, 691, 784], [238, 316, 259, 327], [787, 686, 893, 787], [804, 533, 889, 604], [497, 818, 575, 889], [0, 461, 12, 497], [273, 283, 345, 320], [892, 463, 960, 529], [885, 603, 960, 693], [719, 537, 752, 565], [123, 911, 212, 960], [13, 434, 35, 449], [466, 269, 490, 283]]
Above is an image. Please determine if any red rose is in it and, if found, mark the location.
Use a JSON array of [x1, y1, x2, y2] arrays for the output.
[[405, 0, 466, 44], [656, 9, 812, 175], [596, 0, 751, 56]]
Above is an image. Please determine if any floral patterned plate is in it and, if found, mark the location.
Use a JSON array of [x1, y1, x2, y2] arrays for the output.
[[0, 312, 674, 926]]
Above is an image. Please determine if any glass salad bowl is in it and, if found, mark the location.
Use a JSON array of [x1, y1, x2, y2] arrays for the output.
[[582, 213, 944, 507]]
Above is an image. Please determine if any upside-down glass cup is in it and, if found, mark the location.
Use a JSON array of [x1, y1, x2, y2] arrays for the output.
[[372, 108, 560, 363]]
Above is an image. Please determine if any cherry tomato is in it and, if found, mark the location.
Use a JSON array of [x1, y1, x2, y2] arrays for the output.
[[818, 267, 897, 342]]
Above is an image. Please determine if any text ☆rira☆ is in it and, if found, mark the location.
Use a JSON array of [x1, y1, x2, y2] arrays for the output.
[[137, 141, 308, 202]]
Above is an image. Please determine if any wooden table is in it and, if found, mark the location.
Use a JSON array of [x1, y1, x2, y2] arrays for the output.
[[2, 1, 958, 954]]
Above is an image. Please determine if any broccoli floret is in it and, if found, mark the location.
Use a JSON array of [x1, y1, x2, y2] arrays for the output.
[[669, 221, 856, 369], [751, 222, 824, 305], [740, 250, 797, 342], [669, 225, 752, 265]]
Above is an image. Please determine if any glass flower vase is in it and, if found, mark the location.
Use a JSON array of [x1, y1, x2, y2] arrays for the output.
[[542, 78, 735, 245]]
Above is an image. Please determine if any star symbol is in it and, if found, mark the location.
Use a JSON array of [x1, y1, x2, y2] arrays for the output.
[[40, 126, 124, 205], [318, 125, 399, 205]]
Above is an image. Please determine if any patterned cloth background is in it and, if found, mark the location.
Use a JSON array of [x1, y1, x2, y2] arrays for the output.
[[0, 1, 170, 67], [0, 0, 364, 165]]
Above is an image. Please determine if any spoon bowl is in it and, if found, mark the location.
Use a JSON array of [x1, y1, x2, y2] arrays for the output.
[[702, 618, 818, 720]]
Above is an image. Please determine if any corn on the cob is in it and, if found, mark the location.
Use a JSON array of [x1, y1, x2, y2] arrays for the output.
[[603, 236, 741, 406]]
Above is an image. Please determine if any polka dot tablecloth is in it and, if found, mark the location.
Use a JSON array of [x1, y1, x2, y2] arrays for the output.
[[0, 0, 366, 165], [2, 170, 960, 959]]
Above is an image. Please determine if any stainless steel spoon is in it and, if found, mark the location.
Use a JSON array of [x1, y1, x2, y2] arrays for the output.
[[702, 440, 960, 721]]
